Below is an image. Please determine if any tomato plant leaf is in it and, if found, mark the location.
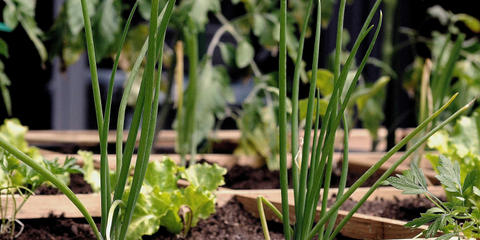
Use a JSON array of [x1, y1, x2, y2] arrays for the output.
[[235, 41, 254, 68]]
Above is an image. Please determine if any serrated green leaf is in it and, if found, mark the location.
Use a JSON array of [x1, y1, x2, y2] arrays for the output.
[[235, 41, 254, 68], [125, 190, 164, 240], [425, 215, 445, 237], [184, 162, 226, 191], [182, 185, 216, 226], [405, 213, 440, 228], [386, 165, 428, 195], [436, 155, 462, 194], [144, 158, 178, 192]]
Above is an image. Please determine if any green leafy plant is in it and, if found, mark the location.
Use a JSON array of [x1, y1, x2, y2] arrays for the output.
[[125, 158, 226, 239], [256, 0, 474, 239], [2, 0, 47, 63], [0, 119, 83, 238], [386, 155, 480, 239], [426, 113, 480, 182], [0, 0, 177, 239]]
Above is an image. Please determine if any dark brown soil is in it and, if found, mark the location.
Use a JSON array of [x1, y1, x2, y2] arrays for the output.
[[224, 164, 382, 189], [330, 194, 436, 221], [2, 195, 432, 240], [0, 216, 99, 240], [145, 198, 285, 240], [35, 173, 93, 195]]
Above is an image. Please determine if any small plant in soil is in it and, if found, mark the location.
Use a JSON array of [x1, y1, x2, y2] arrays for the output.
[[0, 0, 181, 239], [0, 119, 83, 239], [256, 0, 475, 239], [387, 155, 480, 239]]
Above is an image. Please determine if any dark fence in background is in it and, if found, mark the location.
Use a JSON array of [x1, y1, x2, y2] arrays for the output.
[[0, 0, 477, 150]]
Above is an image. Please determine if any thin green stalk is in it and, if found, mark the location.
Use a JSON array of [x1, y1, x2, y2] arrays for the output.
[[109, 0, 139, 188], [118, 0, 160, 238], [113, 1, 172, 202], [257, 197, 271, 240], [278, 0, 291, 238], [328, 99, 473, 240], [300, 5, 382, 235], [296, 0, 322, 238], [80, 0, 109, 234], [308, 93, 462, 239], [291, 0, 314, 212], [183, 22, 199, 166], [324, 113, 349, 238], [0, 137, 102, 239]]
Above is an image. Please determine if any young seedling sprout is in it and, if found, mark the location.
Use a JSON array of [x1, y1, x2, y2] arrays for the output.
[[257, 0, 475, 239]]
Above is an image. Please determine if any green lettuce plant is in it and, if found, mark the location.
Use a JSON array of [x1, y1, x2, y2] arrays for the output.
[[0, 119, 83, 238], [256, 0, 474, 239], [386, 155, 480, 239], [426, 113, 480, 181], [124, 158, 226, 239]]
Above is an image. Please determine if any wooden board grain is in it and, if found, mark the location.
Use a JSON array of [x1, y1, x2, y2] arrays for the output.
[[2, 187, 442, 239], [25, 128, 414, 152], [235, 187, 444, 239], [42, 150, 437, 184]]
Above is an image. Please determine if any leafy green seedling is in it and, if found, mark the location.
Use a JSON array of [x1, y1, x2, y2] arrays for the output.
[[386, 155, 480, 239], [0, 119, 84, 239]]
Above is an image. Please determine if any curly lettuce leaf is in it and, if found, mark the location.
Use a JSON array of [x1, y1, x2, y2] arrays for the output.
[[126, 158, 226, 239], [183, 162, 226, 191]]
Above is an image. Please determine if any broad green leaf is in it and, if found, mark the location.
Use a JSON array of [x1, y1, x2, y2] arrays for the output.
[[144, 158, 179, 192], [125, 190, 164, 240], [235, 41, 254, 68], [183, 185, 216, 226], [307, 69, 334, 96], [151, 188, 183, 233], [0, 39, 9, 58], [93, 0, 121, 60], [184, 162, 226, 191], [3, 3, 18, 29], [77, 150, 101, 192], [66, 0, 98, 36], [299, 98, 328, 120], [253, 13, 267, 36], [219, 42, 236, 67]]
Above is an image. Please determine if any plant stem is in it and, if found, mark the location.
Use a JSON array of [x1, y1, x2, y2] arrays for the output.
[[183, 22, 199, 166], [278, 0, 291, 238], [290, 0, 314, 214], [296, 0, 322, 238], [80, 0, 109, 235], [257, 197, 271, 240]]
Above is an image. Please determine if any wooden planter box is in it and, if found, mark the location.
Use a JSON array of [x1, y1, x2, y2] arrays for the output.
[[2, 186, 444, 239], [26, 128, 413, 152], [2, 129, 441, 239]]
